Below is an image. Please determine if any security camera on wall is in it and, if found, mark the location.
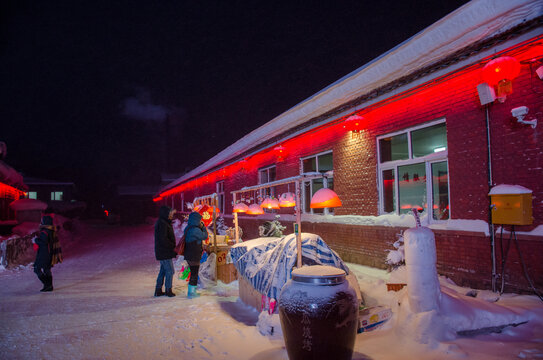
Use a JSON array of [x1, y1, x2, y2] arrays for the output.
[[511, 106, 529, 119]]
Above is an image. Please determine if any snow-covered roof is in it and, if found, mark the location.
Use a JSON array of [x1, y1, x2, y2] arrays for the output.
[[161, 0, 543, 194], [0, 160, 27, 191], [23, 177, 75, 186]]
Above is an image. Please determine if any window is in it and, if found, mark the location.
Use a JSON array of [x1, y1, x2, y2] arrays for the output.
[[301, 151, 333, 214], [378, 120, 449, 221], [216, 181, 225, 213], [258, 166, 276, 199], [27, 192, 37, 199], [51, 191, 63, 201]]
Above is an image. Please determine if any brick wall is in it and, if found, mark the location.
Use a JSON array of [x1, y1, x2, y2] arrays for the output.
[[236, 216, 543, 293], [164, 47, 543, 294]]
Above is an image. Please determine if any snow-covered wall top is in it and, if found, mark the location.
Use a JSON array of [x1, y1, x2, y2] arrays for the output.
[[162, 0, 543, 193]]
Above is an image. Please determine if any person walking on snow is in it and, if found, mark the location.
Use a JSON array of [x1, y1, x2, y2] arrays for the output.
[[33, 213, 62, 292], [183, 211, 208, 298], [154, 205, 177, 297]]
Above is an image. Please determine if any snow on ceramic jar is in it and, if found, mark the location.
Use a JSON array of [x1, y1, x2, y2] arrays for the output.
[[278, 265, 358, 360]]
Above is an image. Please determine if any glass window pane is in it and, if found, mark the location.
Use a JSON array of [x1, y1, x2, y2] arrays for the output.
[[379, 133, 408, 163], [259, 170, 268, 183], [28, 192, 37, 199], [382, 169, 396, 213], [411, 123, 447, 158], [398, 163, 426, 214], [269, 167, 276, 182], [303, 157, 316, 173], [432, 161, 449, 220], [317, 153, 333, 172]]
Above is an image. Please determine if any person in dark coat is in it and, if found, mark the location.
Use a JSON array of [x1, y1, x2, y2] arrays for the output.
[[183, 211, 208, 298], [154, 205, 177, 297], [33, 214, 57, 292]]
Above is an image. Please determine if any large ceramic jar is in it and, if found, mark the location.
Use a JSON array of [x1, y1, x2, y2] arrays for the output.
[[278, 265, 358, 360]]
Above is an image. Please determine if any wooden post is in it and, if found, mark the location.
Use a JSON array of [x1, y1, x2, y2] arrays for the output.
[[295, 180, 302, 268], [233, 193, 239, 243]]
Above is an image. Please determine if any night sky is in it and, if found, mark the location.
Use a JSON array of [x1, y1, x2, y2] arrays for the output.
[[1, 0, 470, 204]]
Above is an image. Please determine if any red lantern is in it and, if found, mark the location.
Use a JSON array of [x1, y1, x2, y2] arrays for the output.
[[343, 114, 364, 133], [482, 56, 520, 85], [273, 145, 287, 161]]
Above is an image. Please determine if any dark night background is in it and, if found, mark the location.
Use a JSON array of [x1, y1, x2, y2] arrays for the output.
[[1, 0, 470, 210]]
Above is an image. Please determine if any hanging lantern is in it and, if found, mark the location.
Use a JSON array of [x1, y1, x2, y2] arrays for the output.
[[233, 202, 249, 213], [279, 192, 296, 207], [482, 56, 521, 100], [246, 203, 264, 215], [273, 145, 287, 161], [261, 197, 280, 209], [310, 188, 342, 209], [343, 114, 364, 133]]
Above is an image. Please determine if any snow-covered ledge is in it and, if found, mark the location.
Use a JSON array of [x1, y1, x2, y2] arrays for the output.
[[225, 213, 492, 235]]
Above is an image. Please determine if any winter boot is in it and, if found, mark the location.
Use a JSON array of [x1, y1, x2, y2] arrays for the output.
[[165, 288, 176, 297], [187, 285, 200, 298], [41, 275, 53, 292], [154, 287, 165, 297], [38, 274, 48, 292]]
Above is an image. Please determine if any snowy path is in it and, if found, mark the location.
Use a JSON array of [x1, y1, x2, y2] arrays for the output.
[[0, 224, 285, 360], [1, 222, 543, 359]]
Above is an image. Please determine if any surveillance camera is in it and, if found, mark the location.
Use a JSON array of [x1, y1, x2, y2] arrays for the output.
[[511, 106, 529, 118]]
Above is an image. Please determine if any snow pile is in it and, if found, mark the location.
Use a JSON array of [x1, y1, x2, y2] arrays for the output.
[[11, 222, 40, 237], [489, 184, 532, 195], [9, 198, 47, 211], [404, 227, 440, 313]]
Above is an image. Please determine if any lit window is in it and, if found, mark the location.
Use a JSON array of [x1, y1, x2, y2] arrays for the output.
[[377, 120, 449, 221], [51, 191, 63, 201], [301, 151, 333, 214], [28, 192, 37, 199]]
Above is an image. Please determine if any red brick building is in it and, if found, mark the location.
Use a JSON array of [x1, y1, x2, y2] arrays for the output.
[[156, 1, 543, 293]]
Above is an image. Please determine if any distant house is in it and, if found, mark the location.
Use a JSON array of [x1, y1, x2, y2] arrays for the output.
[[115, 185, 160, 224], [0, 142, 27, 233], [23, 177, 76, 203], [155, 1, 543, 293], [0, 161, 27, 224], [23, 177, 85, 217]]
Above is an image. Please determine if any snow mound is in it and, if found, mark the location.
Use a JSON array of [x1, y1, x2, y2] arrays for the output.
[[9, 198, 47, 211]]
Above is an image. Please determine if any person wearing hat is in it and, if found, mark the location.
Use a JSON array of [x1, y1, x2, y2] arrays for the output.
[[33, 212, 61, 292], [154, 205, 177, 297], [183, 211, 209, 298]]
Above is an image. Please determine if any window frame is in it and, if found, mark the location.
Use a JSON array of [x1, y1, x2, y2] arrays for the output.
[[377, 119, 449, 222], [258, 165, 277, 199], [51, 191, 63, 201], [216, 181, 225, 214], [300, 150, 334, 215]]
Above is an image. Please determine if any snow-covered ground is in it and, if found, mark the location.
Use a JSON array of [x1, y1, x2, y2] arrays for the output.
[[1, 222, 542, 359]]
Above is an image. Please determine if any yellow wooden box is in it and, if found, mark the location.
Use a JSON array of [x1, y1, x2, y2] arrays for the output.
[[490, 193, 532, 225]]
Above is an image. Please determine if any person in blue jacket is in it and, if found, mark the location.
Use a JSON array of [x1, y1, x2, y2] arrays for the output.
[[183, 211, 208, 298], [154, 205, 177, 297], [33, 214, 57, 292]]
